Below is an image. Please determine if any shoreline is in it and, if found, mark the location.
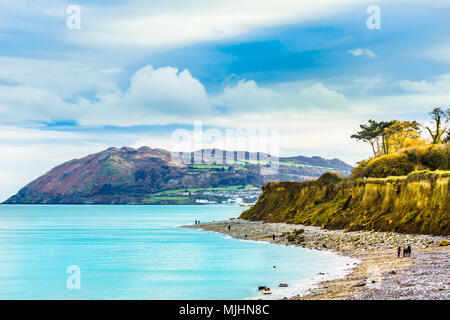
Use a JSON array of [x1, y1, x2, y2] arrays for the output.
[[185, 219, 449, 300]]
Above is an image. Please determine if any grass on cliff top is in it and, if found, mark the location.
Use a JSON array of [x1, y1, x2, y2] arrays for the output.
[[363, 169, 450, 183], [351, 143, 449, 179]]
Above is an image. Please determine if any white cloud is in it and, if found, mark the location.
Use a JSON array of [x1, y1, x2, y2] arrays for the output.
[[213, 80, 349, 113], [0, 85, 73, 122], [2, 63, 450, 128], [348, 48, 376, 58], [396, 74, 450, 93], [0, 65, 213, 126], [0, 63, 353, 126], [59, 0, 370, 50], [76, 65, 212, 126], [0, 57, 121, 98], [424, 41, 450, 64]]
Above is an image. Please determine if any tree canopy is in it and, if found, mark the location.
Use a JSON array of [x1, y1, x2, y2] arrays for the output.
[[350, 119, 393, 156]]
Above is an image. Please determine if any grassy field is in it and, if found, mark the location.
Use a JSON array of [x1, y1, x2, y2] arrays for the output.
[[191, 164, 230, 169], [233, 159, 336, 170], [144, 196, 191, 202], [154, 185, 258, 195]]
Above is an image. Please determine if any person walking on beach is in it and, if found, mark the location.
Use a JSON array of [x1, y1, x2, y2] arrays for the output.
[[407, 245, 411, 257], [397, 246, 401, 257], [272, 234, 276, 241], [403, 246, 408, 257], [228, 225, 231, 231]]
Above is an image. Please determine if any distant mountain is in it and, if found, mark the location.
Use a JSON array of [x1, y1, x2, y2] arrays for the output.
[[4, 146, 353, 204]]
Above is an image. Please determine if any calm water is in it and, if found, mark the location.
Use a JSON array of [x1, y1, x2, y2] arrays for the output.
[[0, 205, 355, 299]]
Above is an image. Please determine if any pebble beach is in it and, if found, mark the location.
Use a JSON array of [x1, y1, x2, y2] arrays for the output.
[[185, 219, 450, 300]]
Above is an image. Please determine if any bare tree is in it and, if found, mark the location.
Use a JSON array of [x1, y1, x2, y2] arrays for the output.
[[425, 107, 450, 144]]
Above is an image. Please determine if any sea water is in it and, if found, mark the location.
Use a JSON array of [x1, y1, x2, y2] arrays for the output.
[[0, 205, 356, 299]]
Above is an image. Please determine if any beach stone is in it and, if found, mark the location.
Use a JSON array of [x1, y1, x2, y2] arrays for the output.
[[353, 281, 366, 287], [438, 240, 448, 246]]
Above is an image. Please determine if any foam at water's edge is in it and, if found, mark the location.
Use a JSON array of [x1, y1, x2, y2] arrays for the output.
[[257, 256, 359, 300]]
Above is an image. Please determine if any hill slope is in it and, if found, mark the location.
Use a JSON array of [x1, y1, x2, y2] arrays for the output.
[[4, 146, 352, 204], [240, 171, 450, 236]]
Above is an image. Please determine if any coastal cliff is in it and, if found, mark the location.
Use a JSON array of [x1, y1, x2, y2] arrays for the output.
[[240, 171, 450, 236]]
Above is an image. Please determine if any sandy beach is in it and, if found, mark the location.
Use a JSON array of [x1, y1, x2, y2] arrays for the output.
[[185, 219, 450, 300]]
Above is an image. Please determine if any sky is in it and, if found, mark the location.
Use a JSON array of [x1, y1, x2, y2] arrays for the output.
[[0, 0, 449, 201]]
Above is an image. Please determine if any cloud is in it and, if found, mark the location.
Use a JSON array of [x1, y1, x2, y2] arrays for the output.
[[126, 65, 209, 114], [0, 63, 354, 126], [58, 0, 368, 50], [2, 63, 450, 128], [0, 85, 73, 123], [213, 80, 349, 113], [348, 48, 376, 58], [76, 65, 212, 126], [0, 64, 213, 125], [396, 74, 450, 94], [424, 41, 450, 64], [0, 57, 121, 98]]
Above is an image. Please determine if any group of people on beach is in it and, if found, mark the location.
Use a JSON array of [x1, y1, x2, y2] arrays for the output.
[[397, 245, 411, 257], [194, 220, 201, 225]]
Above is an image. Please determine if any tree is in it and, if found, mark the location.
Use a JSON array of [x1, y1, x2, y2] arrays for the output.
[[425, 107, 450, 144], [383, 120, 422, 154], [351, 119, 393, 156]]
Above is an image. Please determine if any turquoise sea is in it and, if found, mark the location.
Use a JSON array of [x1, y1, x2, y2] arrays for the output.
[[0, 205, 355, 299]]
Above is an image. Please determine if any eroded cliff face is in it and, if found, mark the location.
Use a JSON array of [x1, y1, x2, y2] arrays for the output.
[[240, 172, 450, 236]]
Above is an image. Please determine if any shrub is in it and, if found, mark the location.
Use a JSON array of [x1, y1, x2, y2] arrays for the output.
[[420, 144, 449, 170], [317, 172, 346, 184], [353, 153, 415, 178], [352, 143, 449, 178]]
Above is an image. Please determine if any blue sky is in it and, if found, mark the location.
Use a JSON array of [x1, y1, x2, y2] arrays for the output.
[[0, 0, 449, 200]]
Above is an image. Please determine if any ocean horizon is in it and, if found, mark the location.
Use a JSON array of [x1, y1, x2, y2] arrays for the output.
[[0, 205, 356, 299]]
